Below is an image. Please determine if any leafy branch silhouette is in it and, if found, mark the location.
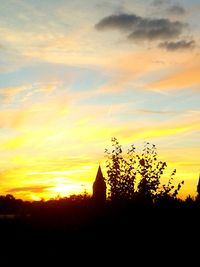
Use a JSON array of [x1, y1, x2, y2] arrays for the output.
[[105, 137, 184, 204]]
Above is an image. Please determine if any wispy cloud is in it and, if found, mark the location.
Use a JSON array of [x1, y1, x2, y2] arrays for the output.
[[97, 48, 196, 92], [148, 55, 200, 90], [7, 185, 50, 193], [125, 113, 199, 139], [136, 109, 178, 115], [0, 85, 29, 102]]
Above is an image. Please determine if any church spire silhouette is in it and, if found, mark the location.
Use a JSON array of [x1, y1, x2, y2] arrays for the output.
[[92, 165, 106, 202]]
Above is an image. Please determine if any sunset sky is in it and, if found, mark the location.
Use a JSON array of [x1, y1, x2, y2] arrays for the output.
[[0, 0, 200, 200]]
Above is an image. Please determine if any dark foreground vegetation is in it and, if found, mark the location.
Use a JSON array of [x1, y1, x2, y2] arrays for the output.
[[0, 193, 199, 262]]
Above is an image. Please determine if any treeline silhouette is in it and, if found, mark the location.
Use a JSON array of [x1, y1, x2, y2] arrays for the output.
[[0, 191, 199, 258], [0, 191, 199, 263], [0, 138, 199, 261]]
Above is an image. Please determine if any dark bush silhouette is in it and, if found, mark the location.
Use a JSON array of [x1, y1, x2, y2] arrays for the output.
[[105, 137, 184, 203]]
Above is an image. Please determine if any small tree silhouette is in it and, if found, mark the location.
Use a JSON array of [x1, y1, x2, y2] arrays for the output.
[[105, 138, 184, 204], [105, 137, 137, 202], [137, 142, 163, 202]]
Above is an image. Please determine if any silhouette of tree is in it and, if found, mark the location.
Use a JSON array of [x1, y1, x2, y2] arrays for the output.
[[185, 195, 195, 207], [158, 169, 184, 201], [137, 142, 163, 202], [105, 137, 137, 202], [137, 144, 184, 203], [105, 138, 184, 203]]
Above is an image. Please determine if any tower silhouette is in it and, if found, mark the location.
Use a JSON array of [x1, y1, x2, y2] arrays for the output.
[[93, 165, 106, 202]]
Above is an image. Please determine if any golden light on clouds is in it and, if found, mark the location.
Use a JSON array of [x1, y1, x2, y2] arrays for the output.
[[149, 55, 200, 90]]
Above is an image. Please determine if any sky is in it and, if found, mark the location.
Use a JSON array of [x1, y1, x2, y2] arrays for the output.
[[0, 0, 200, 200]]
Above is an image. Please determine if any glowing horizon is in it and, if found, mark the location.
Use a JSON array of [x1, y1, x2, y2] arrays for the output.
[[0, 0, 199, 201]]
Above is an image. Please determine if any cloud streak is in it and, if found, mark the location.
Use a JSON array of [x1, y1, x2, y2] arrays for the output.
[[148, 55, 200, 90], [0, 86, 29, 102], [7, 185, 50, 193]]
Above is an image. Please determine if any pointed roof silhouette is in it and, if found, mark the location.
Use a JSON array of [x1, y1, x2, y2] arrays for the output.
[[95, 165, 104, 183], [93, 165, 106, 202]]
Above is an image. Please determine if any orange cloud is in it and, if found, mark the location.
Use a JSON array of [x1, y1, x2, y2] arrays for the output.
[[98, 49, 195, 92], [0, 85, 29, 102], [148, 54, 200, 90]]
